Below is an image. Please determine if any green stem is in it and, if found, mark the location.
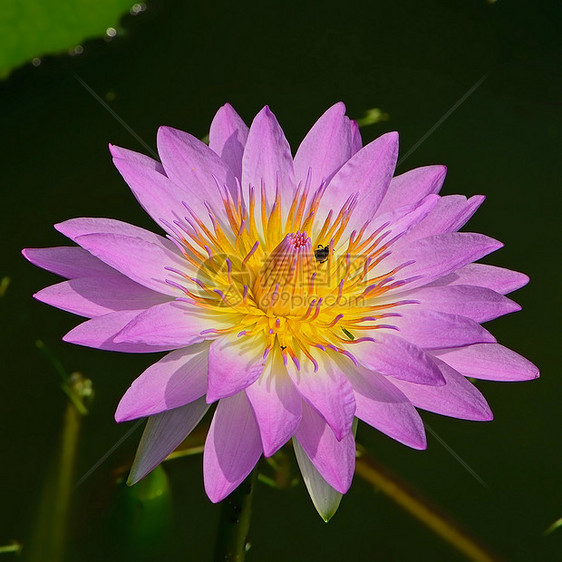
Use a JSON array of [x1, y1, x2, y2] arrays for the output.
[[213, 469, 257, 562]]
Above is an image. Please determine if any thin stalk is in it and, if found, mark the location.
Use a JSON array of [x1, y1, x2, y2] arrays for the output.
[[355, 448, 501, 562], [213, 469, 257, 562], [27, 376, 87, 562]]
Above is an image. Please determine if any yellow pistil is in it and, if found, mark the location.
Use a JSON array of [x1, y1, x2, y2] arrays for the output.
[[171, 180, 408, 370]]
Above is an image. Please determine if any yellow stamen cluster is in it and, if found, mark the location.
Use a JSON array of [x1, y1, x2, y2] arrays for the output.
[[168, 177, 407, 370]]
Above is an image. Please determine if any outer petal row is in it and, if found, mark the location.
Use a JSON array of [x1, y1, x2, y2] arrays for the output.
[[242, 106, 295, 220], [156, 125, 237, 215], [295, 403, 356, 494], [316, 131, 399, 230], [391, 358, 493, 421], [428, 263, 529, 295], [55, 217, 192, 296], [432, 343, 539, 381], [116, 343, 210, 422], [345, 359, 426, 449], [128, 397, 209, 485], [380, 232, 503, 291], [292, 437, 342, 522], [209, 102, 249, 180], [22, 246, 116, 279], [294, 102, 356, 193], [399, 284, 521, 323], [287, 353, 356, 441], [63, 309, 177, 353], [203, 392, 262, 503], [245, 353, 302, 457], [34, 275, 171, 318]]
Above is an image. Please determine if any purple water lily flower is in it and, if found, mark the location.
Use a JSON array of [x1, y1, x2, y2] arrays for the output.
[[23, 102, 538, 520]]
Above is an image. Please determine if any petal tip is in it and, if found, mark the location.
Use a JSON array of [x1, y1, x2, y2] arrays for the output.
[[205, 391, 218, 405], [328, 101, 347, 116], [31, 290, 45, 303], [258, 105, 273, 118], [411, 431, 427, 450], [530, 364, 540, 379], [114, 401, 135, 423], [156, 125, 176, 144], [61, 331, 75, 344], [204, 478, 231, 504], [517, 273, 530, 288], [53, 219, 75, 238], [125, 474, 138, 486], [320, 509, 338, 523], [112, 330, 128, 344]]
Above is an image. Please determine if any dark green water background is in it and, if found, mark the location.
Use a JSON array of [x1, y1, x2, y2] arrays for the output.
[[2, 1, 561, 560]]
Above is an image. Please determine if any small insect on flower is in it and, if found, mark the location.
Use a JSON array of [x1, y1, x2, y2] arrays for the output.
[[23, 102, 539, 522], [314, 244, 330, 264]]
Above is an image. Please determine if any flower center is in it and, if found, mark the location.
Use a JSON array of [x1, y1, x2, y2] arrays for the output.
[[253, 231, 314, 317], [167, 177, 408, 369]]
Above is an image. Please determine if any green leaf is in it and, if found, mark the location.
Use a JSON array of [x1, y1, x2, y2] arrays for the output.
[[0, 0, 138, 79]]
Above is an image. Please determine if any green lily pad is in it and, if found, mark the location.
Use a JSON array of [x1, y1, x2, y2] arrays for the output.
[[0, 0, 139, 79]]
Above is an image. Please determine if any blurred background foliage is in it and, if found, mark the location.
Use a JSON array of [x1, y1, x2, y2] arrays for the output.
[[0, 0, 140, 78], [1, 0, 561, 560]]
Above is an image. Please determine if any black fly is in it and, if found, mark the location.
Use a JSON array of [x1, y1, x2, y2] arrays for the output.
[[314, 244, 330, 264]]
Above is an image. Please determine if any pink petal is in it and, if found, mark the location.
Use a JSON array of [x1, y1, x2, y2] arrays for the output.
[[349, 119, 362, 154], [115, 343, 209, 422], [379, 232, 503, 291], [63, 310, 176, 352], [287, 353, 356, 441], [22, 247, 116, 279], [55, 217, 194, 291], [156, 125, 237, 212], [403, 195, 485, 241], [245, 354, 302, 457], [209, 103, 249, 179], [73, 233, 190, 297], [345, 359, 426, 449], [295, 403, 355, 494], [55, 218, 191, 296], [114, 301, 217, 347], [361, 193, 439, 249], [207, 334, 266, 403], [128, 397, 209, 485], [203, 392, 262, 503], [403, 284, 521, 323], [293, 102, 354, 191], [427, 263, 529, 295], [111, 154, 196, 234], [108, 144, 165, 174], [292, 437, 342, 521], [352, 334, 444, 385], [34, 276, 171, 318], [431, 343, 539, 381], [56, 216, 166, 241], [387, 309, 496, 349], [377, 165, 447, 216], [241, 106, 295, 218], [318, 132, 398, 229], [391, 358, 493, 421]]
